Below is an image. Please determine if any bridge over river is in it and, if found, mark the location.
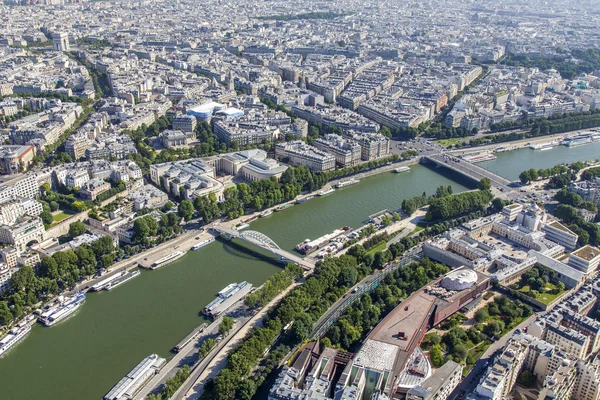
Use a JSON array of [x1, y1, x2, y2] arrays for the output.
[[423, 153, 515, 194], [212, 226, 316, 270]]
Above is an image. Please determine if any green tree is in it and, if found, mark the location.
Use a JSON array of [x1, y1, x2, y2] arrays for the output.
[[132, 218, 149, 243], [478, 177, 492, 191], [219, 316, 234, 336], [40, 210, 53, 225], [68, 221, 87, 238], [421, 332, 442, 349], [517, 370, 536, 387], [429, 344, 445, 367], [484, 320, 505, 336], [198, 338, 217, 358], [452, 343, 468, 360], [475, 308, 490, 323], [178, 200, 194, 221], [0, 301, 13, 325]]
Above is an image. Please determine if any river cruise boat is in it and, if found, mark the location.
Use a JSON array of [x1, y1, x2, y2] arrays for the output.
[[103, 354, 166, 400], [394, 166, 410, 173], [202, 282, 249, 316], [192, 237, 215, 250], [104, 270, 140, 291], [39, 293, 86, 327], [335, 178, 359, 188], [0, 325, 31, 356], [317, 188, 335, 196], [529, 141, 558, 150], [461, 153, 497, 163], [234, 223, 250, 231], [561, 132, 600, 147], [260, 209, 273, 217], [150, 251, 186, 270], [296, 195, 315, 204], [275, 203, 292, 212]]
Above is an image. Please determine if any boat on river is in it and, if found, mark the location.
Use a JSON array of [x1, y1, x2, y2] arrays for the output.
[[260, 209, 273, 217], [318, 188, 335, 196], [0, 325, 31, 356]]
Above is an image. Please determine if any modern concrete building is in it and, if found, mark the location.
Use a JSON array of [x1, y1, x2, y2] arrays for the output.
[[569, 245, 600, 275], [406, 360, 462, 400], [542, 221, 579, 251], [150, 159, 225, 201], [212, 149, 288, 182]]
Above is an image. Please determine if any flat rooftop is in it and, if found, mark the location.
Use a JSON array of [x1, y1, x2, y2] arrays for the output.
[[571, 245, 600, 261], [549, 221, 575, 234], [370, 291, 436, 351]]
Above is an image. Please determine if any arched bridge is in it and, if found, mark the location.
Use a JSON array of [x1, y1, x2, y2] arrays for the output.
[[212, 227, 315, 270]]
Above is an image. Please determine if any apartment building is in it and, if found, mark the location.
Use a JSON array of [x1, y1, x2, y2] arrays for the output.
[[172, 114, 197, 133], [347, 131, 390, 161], [468, 338, 529, 400], [0, 216, 45, 253], [406, 361, 462, 400], [314, 134, 361, 167], [275, 141, 335, 172]]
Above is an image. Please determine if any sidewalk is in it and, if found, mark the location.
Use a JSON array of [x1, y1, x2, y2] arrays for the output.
[[179, 282, 300, 400]]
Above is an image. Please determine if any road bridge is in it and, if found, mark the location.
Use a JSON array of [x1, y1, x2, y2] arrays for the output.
[[212, 227, 315, 270], [423, 153, 514, 193]]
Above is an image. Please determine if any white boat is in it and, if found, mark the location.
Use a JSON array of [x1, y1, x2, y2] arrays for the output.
[[192, 237, 215, 250], [260, 209, 273, 217], [150, 251, 186, 270], [234, 223, 250, 231], [318, 188, 335, 196], [561, 132, 600, 147], [103, 354, 166, 400], [394, 166, 410, 173], [39, 293, 86, 327], [335, 178, 359, 189], [104, 270, 140, 291], [203, 282, 249, 316], [218, 283, 237, 297], [0, 325, 31, 356], [529, 141, 558, 151], [461, 153, 497, 163]]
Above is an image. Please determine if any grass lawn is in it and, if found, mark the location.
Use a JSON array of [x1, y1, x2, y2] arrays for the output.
[[464, 340, 492, 375], [51, 211, 75, 226], [514, 282, 565, 305], [366, 241, 387, 256], [408, 226, 425, 237], [435, 137, 465, 147]]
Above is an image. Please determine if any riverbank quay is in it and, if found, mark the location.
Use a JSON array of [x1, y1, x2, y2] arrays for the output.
[[4, 134, 600, 400], [180, 282, 301, 400]]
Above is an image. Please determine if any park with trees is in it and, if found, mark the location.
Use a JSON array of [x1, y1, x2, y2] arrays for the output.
[[0, 235, 118, 326]]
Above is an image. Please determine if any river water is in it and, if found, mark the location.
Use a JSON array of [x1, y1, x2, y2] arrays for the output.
[[0, 143, 597, 399], [479, 141, 600, 181]]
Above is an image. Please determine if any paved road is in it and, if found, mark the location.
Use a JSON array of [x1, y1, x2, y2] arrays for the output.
[[178, 283, 301, 400], [448, 312, 543, 399], [133, 303, 250, 399]]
